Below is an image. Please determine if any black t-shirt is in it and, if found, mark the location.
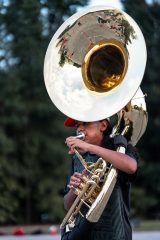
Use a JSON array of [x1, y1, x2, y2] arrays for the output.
[[63, 142, 139, 240]]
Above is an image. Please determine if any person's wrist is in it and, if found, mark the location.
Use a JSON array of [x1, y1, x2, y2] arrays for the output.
[[87, 143, 93, 153], [69, 188, 75, 196]]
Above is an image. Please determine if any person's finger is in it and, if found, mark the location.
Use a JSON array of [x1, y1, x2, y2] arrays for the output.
[[69, 172, 82, 188], [82, 169, 87, 175], [70, 176, 81, 184], [74, 172, 82, 177]]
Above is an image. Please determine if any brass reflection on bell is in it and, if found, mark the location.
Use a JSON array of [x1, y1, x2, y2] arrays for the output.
[[44, 6, 147, 121], [82, 39, 128, 93]]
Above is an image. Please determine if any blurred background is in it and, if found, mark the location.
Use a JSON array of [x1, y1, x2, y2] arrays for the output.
[[0, 0, 160, 235]]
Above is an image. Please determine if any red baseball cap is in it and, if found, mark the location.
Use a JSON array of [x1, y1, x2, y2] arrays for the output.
[[64, 117, 77, 127], [64, 117, 110, 127]]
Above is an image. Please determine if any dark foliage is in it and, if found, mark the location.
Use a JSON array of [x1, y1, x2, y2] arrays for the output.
[[0, 0, 88, 224], [0, 0, 159, 224]]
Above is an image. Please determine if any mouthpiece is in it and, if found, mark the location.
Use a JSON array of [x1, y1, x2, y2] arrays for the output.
[[76, 132, 85, 140]]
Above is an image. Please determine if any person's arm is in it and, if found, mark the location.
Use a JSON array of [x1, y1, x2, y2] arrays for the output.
[[87, 144, 137, 174], [64, 172, 83, 210], [66, 138, 137, 174], [64, 189, 76, 210]]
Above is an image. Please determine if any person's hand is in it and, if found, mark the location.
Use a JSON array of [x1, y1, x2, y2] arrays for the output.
[[65, 137, 90, 154], [68, 170, 86, 190]]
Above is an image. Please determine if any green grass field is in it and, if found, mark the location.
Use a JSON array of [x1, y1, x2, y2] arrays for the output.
[[132, 220, 160, 231]]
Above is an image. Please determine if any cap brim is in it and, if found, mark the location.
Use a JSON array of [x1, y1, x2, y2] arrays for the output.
[[64, 118, 77, 127]]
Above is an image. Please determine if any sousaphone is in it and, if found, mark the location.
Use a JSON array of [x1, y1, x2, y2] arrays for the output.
[[44, 5, 147, 124], [43, 5, 148, 239]]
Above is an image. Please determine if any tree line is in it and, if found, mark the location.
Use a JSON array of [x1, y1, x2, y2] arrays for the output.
[[0, 0, 159, 224]]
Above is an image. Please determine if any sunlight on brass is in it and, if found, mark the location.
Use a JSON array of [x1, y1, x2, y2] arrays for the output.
[[60, 158, 108, 229], [44, 6, 147, 121], [82, 39, 128, 93]]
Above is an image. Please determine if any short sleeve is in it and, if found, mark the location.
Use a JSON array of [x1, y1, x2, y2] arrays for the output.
[[126, 144, 140, 163], [119, 144, 140, 183]]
